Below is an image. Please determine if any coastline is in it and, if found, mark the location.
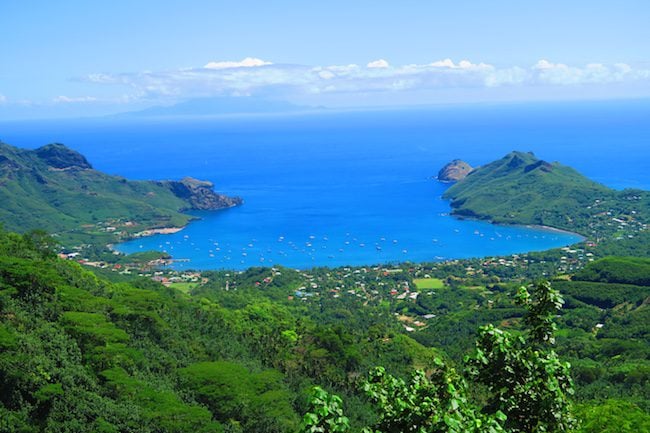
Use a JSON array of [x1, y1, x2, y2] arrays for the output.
[[109, 204, 239, 256], [108, 225, 187, 254], [450, 214, 586, 243], [135, 226, 186, 237], [523, 224, 586, 240], [115, 217, 586, 271]]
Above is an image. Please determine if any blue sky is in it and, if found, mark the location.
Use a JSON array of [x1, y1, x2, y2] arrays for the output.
[[1, 0, 649, 119]]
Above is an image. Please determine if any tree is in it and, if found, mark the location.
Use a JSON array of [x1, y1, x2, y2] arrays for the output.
[[24, 229, 59, 259], [300, 281, 578, 433], [362, 363, 506, 433], [299, 386, 350, 433], [465, 281, 577, 432]]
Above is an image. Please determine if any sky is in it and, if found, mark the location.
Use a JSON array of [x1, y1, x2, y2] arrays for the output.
[[1, 0, 649, 119]]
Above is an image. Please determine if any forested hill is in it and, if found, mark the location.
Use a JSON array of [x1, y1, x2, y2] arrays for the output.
[[1, 225, 649, 431], [0, 227, 442, 432], [0, 142, 241, 246], [442, 151, 649, 244]]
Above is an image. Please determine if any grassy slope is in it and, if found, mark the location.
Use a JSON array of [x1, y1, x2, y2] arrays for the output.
[[443, 151, 612, 231], [0, 142, 204, 245]]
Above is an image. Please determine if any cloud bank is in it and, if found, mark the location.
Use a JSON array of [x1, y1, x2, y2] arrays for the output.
[[82, 57, 650, 103], [53, 95, 98, 103], [367, 59, 390, 69], [204, 57, 272, 70]]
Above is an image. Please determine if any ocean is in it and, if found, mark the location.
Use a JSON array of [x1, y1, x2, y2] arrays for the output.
[[1, 100, 648, 270]]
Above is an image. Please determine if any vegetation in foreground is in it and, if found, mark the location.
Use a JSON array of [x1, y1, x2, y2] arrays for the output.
[[1, 226, 648, 432], [0, 147, 648, 432], [302, 282, 577, 433]]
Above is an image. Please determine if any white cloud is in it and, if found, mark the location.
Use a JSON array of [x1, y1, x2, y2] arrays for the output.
[[82, 58, 650, 103], [533, 59, 555, 70], [527, 59, 650, 85], [614, 63, 632, 74], [367, 59, 390, 69], [485, 66, 528, 87], [318, 70, 336, 80], [53, 95, 98, 103], [429, 58, 455, 68], [0, 94, 6, 104], [204, 57, 272, 70], [320, 64, 360, 74]]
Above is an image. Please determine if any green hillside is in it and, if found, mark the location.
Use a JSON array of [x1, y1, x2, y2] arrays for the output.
[[574, 256, 650, 286], [0, 142, 241, 246], [0, 228, 444, 432], [1, 226, 648, 432], [442, 151, 649, 239]]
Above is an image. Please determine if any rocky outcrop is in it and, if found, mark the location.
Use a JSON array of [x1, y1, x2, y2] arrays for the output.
[[165, 177, 243, 210], [438, 159, 473, 182]]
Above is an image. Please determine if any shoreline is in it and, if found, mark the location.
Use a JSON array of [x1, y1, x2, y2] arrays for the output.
[[452, 214, 586, 242], [135, 226, 186, 237], [116, 223, 585, 272], [523, 224, 586, 240], [111, 201, 587, 270], [108, 225, 187, 254]]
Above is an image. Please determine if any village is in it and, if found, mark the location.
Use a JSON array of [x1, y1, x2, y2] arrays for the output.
[[50, 191, 648, 338]]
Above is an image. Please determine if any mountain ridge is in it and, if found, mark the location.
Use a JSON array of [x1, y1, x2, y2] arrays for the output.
[[115, 96, 315, 118], [0, 141, 241, 246], [441, 151, 645, 236]]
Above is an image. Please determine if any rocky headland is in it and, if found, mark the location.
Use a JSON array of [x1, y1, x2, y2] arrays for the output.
[[162, 177, 243, 210], [437, 159, 473, 182]]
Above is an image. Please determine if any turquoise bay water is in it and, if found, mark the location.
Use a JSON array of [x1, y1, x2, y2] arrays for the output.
[[2, 100, 648, 270]]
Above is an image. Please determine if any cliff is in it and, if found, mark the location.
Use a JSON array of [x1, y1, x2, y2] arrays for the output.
[[163, 177, 243, 210], [437, 159, 473, 182]]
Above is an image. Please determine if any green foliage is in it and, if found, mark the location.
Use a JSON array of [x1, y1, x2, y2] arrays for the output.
[[300, 282, 578, 433], [0, 141, 239, 248], [300, 386, 350, 433], [514, 281, 564, 344], [61, 312, 129, 349], [101, 366, 222, 433], [0, 255, 62, 304], [466, 282, 577, 432], [576, 399, 650, 432], [0, 324, 17, 349], [0, 224, 647, 431], [179, 361, 299, 433], [0, 225, 271, 432], [554, 279, 649, 309], [441, 152, 650, 258], [362, 365, 506, 433], [574, 256, 650, 286], [443, 151, 613, 232], [593, 231, 650, 258]]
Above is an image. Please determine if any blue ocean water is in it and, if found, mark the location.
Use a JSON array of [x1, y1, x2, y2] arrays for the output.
[[1, 100, 648, 270]]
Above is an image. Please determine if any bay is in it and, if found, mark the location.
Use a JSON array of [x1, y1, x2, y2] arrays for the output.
[[2, 100, 648, 270]]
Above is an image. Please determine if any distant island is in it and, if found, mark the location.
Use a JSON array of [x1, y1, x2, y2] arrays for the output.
[[0, 142, 242, 246], [116, 96, 315, 118]]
